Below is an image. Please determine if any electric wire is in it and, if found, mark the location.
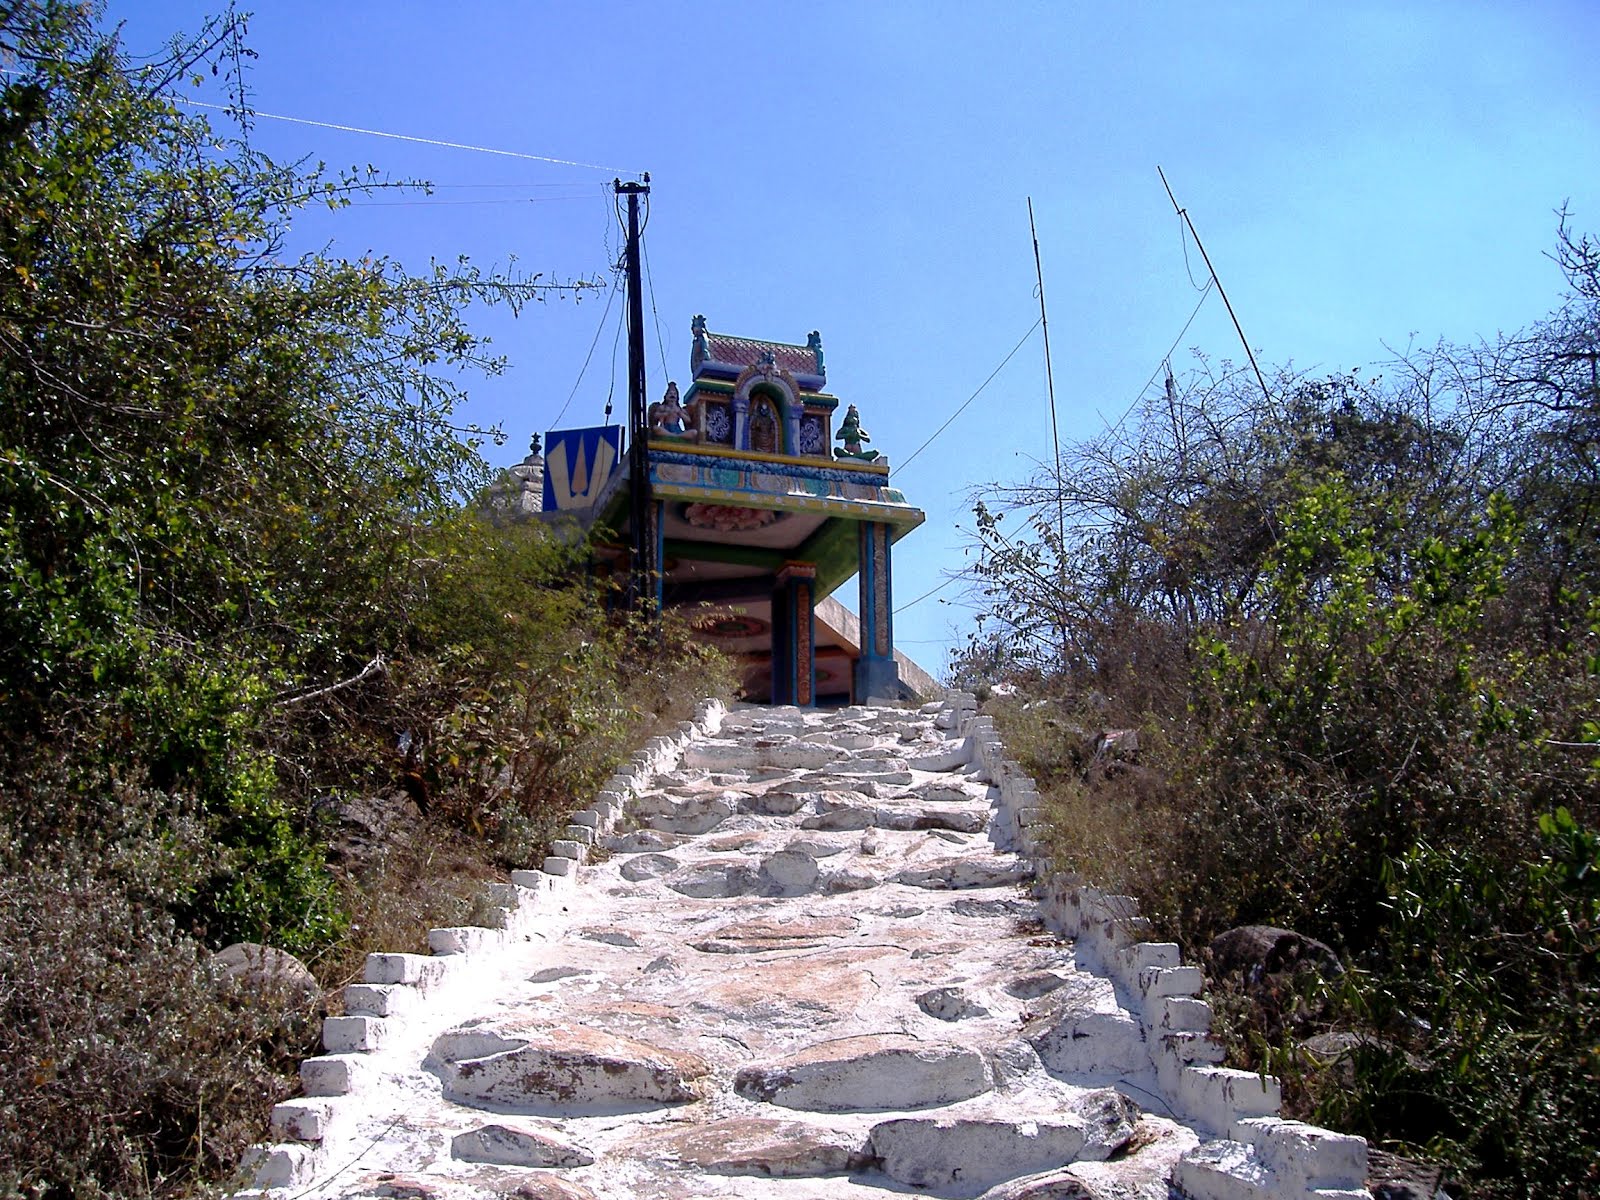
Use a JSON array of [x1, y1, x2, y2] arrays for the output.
[[642, 237, 670, 382], [347, 195, 592, 207], [1158, 166, 1272, 404], [1178, 213, 1207, 292], [603, 285, 627, 424], [550, 268, 623, 429], [1100, 278, 1212, 437], [898, 318, 1043, 472], [173, 96, 638, 174], [894, 567, 973, 615]]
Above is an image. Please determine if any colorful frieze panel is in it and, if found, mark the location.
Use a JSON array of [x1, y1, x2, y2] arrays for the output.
[[798, 413, 828, 457], [543, 425, 622, 511], [649, 451, 916, 521], [702, 401, 733, 446]]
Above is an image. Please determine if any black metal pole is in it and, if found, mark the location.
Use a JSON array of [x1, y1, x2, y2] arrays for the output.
[[617, 175, 652, 612]]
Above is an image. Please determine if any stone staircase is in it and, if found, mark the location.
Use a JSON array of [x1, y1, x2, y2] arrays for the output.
[[245, 697, 1369, 1200]]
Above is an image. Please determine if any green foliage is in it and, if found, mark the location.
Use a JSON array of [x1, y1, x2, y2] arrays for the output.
[[1315, 813, 1600, 1197], [0, 785, 313, 1200], [0, 5, 730, 1196], [975, 222, 1600, 1195]]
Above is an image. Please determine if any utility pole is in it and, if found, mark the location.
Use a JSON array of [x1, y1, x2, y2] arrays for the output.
[[616, 174, 653, 613]]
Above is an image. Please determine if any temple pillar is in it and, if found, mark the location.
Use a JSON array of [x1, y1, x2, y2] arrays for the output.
[[771, 562, 817, 707], [649, 498, 665, 609], [854, 521, 901, 701]]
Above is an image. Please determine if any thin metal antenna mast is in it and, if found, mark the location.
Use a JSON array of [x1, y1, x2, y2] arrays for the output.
[[1028, 198, 1068, 661], [1027, 198, 1064, 546], [1157, 166, 1272, 403]]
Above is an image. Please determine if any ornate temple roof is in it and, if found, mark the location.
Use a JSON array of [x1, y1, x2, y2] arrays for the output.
[[690, 316, 826, 389]]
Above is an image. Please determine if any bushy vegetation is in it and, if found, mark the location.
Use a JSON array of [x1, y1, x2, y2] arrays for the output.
[[0, 5, 733, 1195], [968, 221, 1600, 1196]]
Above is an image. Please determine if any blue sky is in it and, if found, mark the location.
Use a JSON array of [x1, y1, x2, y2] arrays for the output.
[[105, 1, 1600, 676]]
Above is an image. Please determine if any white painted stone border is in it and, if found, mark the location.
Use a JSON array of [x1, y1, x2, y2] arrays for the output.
[[957, 700, 1369, 1200], [243, 692, 1365, 1199], [240, 698, 728, 1192]]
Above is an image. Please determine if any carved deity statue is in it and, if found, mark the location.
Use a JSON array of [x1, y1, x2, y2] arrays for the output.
[[649, 381, 696, 440], [833, 403, 880, 462]]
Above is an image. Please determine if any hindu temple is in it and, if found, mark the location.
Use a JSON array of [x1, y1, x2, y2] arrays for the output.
[[495, 317, 929, 705]]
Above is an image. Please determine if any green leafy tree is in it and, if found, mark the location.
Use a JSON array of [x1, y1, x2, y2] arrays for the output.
[[0, 0, 594, 947]]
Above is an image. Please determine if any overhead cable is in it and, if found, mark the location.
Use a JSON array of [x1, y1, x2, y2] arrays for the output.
[[550, 270, 623, 429], [1101, 278, 1212, 436], [894, 568, 972, 615], [899, 318, 1043, 472], [174, 97, 637, 175]]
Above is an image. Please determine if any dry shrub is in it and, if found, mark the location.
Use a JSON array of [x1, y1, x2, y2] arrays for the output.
[[0, 858, 313, 1198], [990, 691, 1198, 937], [311, 822, 503, 992]]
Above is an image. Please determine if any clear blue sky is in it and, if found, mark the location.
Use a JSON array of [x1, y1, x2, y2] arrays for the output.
[[105, 1, 1600, 677]]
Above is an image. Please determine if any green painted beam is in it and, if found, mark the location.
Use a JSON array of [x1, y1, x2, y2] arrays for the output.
[[663, 539, 787, 569]]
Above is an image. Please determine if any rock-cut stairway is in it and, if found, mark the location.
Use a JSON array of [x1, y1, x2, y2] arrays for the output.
[[252, 698, 1369, 1200]]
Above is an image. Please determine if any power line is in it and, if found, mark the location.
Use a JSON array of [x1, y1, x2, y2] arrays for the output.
[[895, 567, 972, 615], [173, 97, 637, 174], [1157, 166, 1272, 404], [641, 237, 670, 382], [1100, 277, 1213, 436], [346, 195, 593, 207], [603, 282, 627, 425], [1177, 213, 1208, 293], [550, 270, 623, 429], [401, 181, 604, 190], [898, 318, 1042, 472]]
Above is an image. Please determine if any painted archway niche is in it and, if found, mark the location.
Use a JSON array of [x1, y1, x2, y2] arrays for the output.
[[748, 391, 781, 453], [731, 361, 802, 456]]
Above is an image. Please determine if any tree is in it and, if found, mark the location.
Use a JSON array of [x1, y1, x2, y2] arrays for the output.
[[0, 0, 599, 945]]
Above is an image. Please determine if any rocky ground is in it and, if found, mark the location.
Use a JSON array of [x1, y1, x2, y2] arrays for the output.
[[269, 701, 1206, 1199]]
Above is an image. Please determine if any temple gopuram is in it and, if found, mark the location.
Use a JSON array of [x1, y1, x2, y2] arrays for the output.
[[493, 317, 929, 705]]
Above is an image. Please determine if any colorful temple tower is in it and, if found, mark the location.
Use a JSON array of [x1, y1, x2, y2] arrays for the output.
[[532, 317, 926, 704]]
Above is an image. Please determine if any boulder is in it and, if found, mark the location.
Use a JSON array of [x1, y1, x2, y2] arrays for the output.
[[1207, 925, 1343, 983], [891, 856, 1031, 890], [631, 1117, 870, 1177], [450, 1121, 594, 1167], [1023, 976, 1144, 1079], [619, 853, 681, 883], [916, 985, 990, 1021], [735, 1035, 992, 1112], [665, 860, 760, 899], [214, 942, 321, 1012], [432, 1022, 709, 1114], [869, 1090, 1136, 1196], [631, 790, 737, 835]]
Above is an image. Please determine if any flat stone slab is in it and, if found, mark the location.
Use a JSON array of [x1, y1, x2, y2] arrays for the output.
[[893, 856, 1032, 889], [1023, 976, 1146, 1079], [450, 1121, 594, 1167], [869, 1090, 1137, 1196], [432, 1022, 709, 1114], [689, 915, 857, 954], [734, 1034, 993, 1112], [630, 1117, 871, 1177]]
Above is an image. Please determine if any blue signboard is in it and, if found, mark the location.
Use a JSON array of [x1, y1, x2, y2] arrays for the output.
[[542, 425, 623, 512]]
